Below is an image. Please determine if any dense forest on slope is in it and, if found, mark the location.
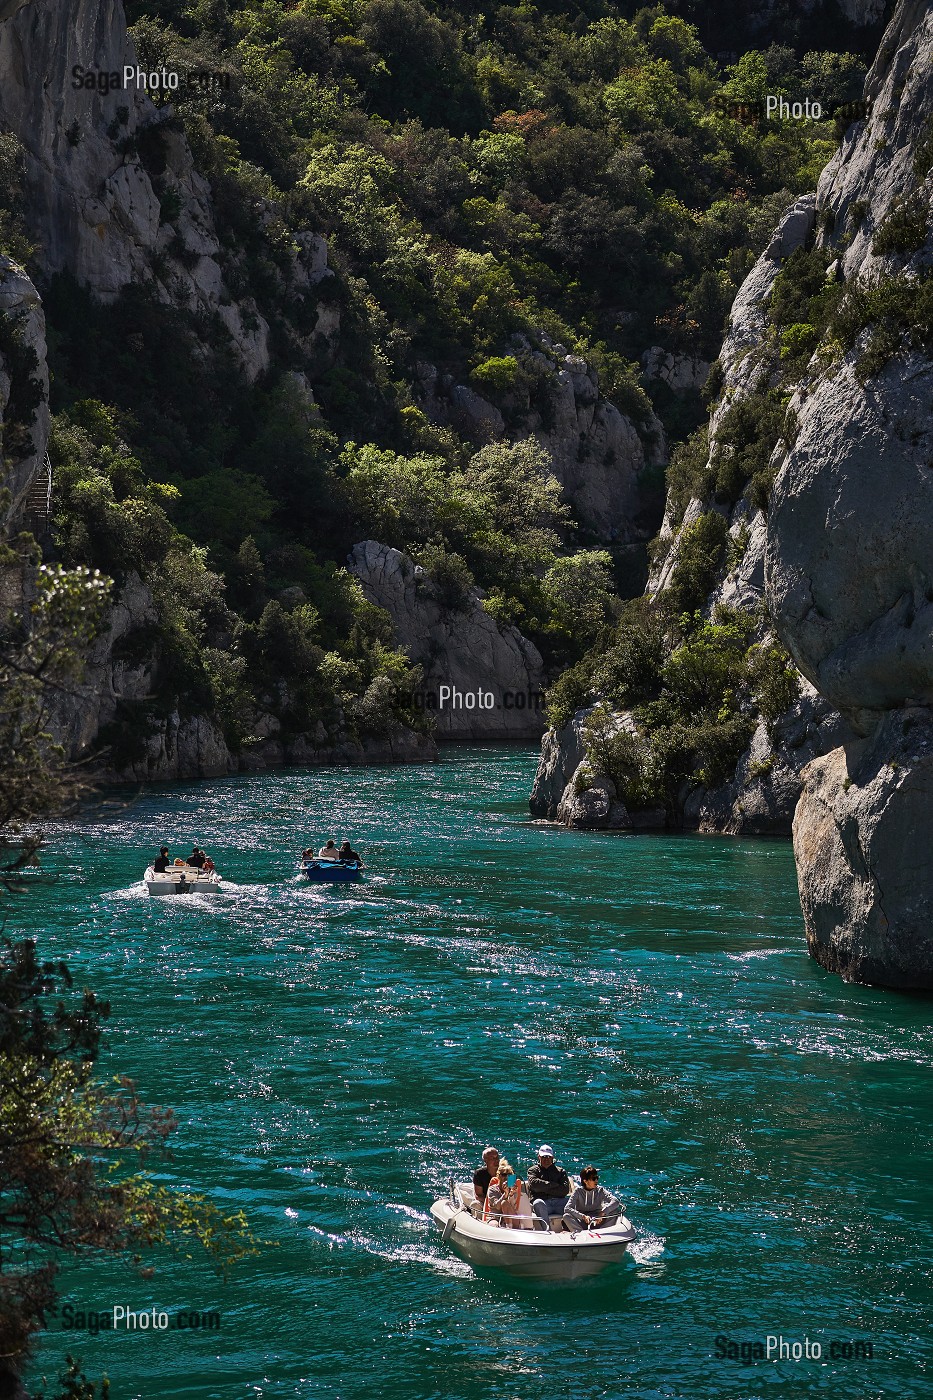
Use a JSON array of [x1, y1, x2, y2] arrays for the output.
[[0, 0, 885, 764]]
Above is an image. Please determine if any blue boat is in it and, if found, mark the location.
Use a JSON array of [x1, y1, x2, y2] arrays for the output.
[[302, 859, 363, 883]]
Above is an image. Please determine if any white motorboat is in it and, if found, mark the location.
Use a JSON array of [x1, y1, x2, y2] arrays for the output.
[[430, 1180, 636, 1280], [144, 865, 222, 897]]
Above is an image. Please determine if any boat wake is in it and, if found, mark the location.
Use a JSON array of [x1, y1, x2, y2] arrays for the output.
[[304, 1221, 472, 1276], [628, 1232, 666, 1266], [104, 883, 151, 902]]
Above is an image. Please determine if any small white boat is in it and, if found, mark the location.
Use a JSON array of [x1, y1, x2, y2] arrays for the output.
[[430, 1180, 636, 1280], [144, 865, 222, 897]]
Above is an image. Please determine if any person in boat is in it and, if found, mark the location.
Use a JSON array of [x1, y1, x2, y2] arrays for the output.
[[338, 840, 362, 866], [472, 1146, 500, 1209], [301, 848, 316, 861], [484, 1160, 523, 1229], [318, 840, 340, 860], [563, 1166, 622, 1232], [202, 855, 216, 875], [187, 846, 206, 869], [153, 846, 171, 873], [527, 1144, 571, 1231]]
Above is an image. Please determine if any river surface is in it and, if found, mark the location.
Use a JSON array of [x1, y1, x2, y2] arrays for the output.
[[21, 745, 933, 1399]]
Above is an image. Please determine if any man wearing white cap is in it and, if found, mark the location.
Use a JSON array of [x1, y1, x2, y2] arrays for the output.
[[526, 1145, 570, 1230]]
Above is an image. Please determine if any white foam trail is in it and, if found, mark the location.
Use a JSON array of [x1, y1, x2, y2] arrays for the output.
[[628, 1233, 666, 1264]]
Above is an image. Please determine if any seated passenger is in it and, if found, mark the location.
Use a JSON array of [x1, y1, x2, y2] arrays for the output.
[[302, 848, 315, 861], [485, 1161, 523, 1229], [153, 846, 171, 874], [339, 840, 362, 865], [472, 1146, 500, 1210], [527, 1144, 570, 1231], [188, 846, 206, 869], [202, 856, 216, 874], [318, 840, 340, 860], [562, 1166, 622, 1232]]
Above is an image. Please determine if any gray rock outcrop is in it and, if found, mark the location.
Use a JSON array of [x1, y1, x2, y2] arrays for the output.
[[348, 540, 546, 740], [534, 190, 844, 839], [530, 710, 591, 820], [794, 708, 933, 988], [0, 0, 337, 380], [0, 276, 429, 781], [32, 566, 436, 781], [767, 350, 933, 719], [649, 193, 816, 602], [557, 774, 631, 831], [0, 255, 49, 523], [531, 1, 933, 984], [761, 0, 933, 985], [641, 346, 711, 394], [683, 687, 856, 835], [417, 336, 663, 545]]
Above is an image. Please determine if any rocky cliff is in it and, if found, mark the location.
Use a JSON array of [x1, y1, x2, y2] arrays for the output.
[[772, 0, 933, 987], [0, 253, 48, 523], [0, 0, 338, 378], [530, 192, 855, 838], [0, 0, 665, 779], [41, 566, 434, 780], [417, 334, 664, 551], [348, 540, 546, 740], [533, 0, 933, 988], [0, 256, 434, 780]]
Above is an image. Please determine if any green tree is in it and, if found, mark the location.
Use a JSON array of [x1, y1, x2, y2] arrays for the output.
[[0, 939, 260, 1395], [542, 551, 616, 643], [0, 560, 110, 854]]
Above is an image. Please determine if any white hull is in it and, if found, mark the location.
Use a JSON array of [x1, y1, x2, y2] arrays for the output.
[[144, 866, 222, 897], [430, 1184, 635, 1280]]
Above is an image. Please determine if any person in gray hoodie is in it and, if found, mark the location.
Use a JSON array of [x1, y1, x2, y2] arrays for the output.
[[562, 1165, 623, 1232]]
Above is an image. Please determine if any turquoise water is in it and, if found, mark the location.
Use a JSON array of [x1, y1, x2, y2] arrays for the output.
[[21, 745, 933, 1399]]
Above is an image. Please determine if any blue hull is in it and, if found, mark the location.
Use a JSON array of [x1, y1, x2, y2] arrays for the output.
[[303, 861, 362, 883]]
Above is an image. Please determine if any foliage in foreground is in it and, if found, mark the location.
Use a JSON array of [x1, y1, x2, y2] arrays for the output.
[[0, 935, 261, 1396], [0, 532, 260, 1397]]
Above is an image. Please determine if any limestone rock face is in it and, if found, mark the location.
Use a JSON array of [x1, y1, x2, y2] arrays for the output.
[[0, 255, 50, 523], [641, 346, 710, 394], [556, 771, 631, 831], [684, 687, 857, 835], [648, 194, 816, 602], [529, 711, 590, 819], [767, 352, 933, 717], [760, 0, 933, 986], [348, 540, 546, 740], [528, 342, 663, 545], [794, 708, 933, 988], [40, 565, 436, 781], [815, 0, 933, 286], [765, 3, 933, 721], [532, 688, 854, 836], [0, 0, 336, 381], [417, 338, 663, 545]]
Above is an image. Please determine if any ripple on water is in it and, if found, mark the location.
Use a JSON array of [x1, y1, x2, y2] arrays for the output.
[[24, 747, 933, 1400]]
